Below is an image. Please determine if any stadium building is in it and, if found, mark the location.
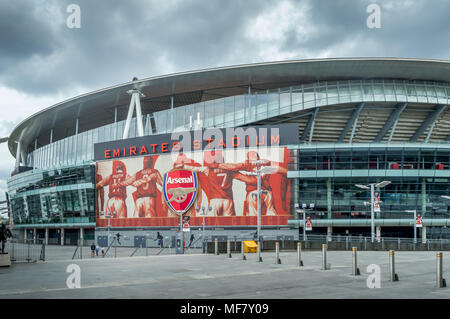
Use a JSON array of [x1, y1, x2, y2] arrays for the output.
[[6, 58, 450, 246]]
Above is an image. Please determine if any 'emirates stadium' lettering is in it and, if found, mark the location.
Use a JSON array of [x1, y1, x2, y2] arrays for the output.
[[103, 134, 281, 160], [95, 124, 299, 161]]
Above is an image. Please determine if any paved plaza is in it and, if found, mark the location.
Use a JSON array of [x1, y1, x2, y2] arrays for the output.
[[1, 248, 450, 299]]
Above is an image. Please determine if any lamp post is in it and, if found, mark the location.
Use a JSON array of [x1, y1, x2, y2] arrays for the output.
[[201, 206, 206, 237], [105, 210, 116, 246], [441, 196, 450, 240], [355, 181, 391, 243], [295, 203, 314, 240], [247, 162, 278, 242], [197, 205, 211, 253], [405, 209, 417, 243]]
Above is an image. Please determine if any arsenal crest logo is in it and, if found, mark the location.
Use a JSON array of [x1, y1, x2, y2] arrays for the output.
[[163, 169, 198, 214]]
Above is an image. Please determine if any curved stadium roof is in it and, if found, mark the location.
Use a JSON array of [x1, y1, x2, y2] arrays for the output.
[[8, 57, 450, 157]]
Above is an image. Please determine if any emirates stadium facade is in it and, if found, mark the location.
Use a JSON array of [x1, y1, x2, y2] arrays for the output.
[[6, 58, 450, 246]]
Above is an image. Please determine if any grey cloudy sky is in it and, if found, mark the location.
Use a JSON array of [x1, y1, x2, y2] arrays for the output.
[[0, 0, 449, 214]]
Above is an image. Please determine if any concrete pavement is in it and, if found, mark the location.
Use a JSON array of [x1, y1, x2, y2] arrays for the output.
[[1, 250, 450, 298]]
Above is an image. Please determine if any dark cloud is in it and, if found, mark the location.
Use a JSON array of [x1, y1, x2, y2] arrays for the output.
[[282, 0, 450, 58], [0, 1, 60, 67], [0, 0, 277, 95], [0, 0, 449, 96]]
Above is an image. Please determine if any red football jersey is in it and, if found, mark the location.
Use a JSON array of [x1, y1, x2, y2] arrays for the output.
[[206, 168, 233, 199], [108, 173, 127, 199], [244, 174, 271, 193], [134, 168, 159, 199]]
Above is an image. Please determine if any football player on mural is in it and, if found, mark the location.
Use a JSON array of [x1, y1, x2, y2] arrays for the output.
[[95, 166, 105, 216], [202, 150, 236, 216], [218, 150, 289, 216], [96, 160, 130, 218], [120, 156, 167, 218], [179, 150, 236, 217]]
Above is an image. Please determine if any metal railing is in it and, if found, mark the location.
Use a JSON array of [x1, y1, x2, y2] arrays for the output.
[[203, 233, 450, 253], [4, 240, 45, 263], [299, 233, 450, 245], [102, 237, 117, 257]]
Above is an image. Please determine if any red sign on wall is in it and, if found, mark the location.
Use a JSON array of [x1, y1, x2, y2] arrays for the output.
[[305, 217, 312, 231], [416, 215, 423, 228]]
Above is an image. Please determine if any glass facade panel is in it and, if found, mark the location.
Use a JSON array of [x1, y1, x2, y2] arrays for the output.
[[279, 89, 291, 113], [9, 164, 96, 226], [291, 145, 450, 221], [327, 85, 339, 105], [19, 79, 450, 171], [224, 97, 235, 127]]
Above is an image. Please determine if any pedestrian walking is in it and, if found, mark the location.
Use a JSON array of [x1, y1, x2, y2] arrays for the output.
[[157, 232, 163, 248], [95, 244, 100, 256], [0, 223, 12, 254], [189, 233, 195, 248], [90, 242, 96, 257]]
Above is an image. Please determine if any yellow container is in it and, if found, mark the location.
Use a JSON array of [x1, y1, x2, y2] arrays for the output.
[[243, 240, 258, 253]]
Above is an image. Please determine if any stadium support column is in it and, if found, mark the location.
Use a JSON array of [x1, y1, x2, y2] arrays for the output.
[[24, 228, 27, 242], [114, 107, 118, 140], [376, 226, 381, 242], [422, 179, 427, 217], [123, 92, 136, 138], [292, 150, 299, 219], [421, 178, 427, 243], [248, 84, 251, 106], [33, 228, 36, 244], [123, 89, 145, 139], [134, 90, 144, 136], [74, 117, 79, 162], [15, 141, 22, 169], [327, 178, 332, 219], [45, 228, 49, 245], [327, 227, 333, 241], [170, 95, 174, 131], [422, 226, 427, 244], [78, 189, 85, 217], [376, 179, 381, 219], [20, 150, 26, 166], [80, 228, 84, 246]]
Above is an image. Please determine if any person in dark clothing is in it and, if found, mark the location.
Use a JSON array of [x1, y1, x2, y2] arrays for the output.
[[116, 233, 121, 245], [90, 242, 96, 257], [0, 224, 12, 254], [188, 233, 195, 248], [156, 232, 163, 248]]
